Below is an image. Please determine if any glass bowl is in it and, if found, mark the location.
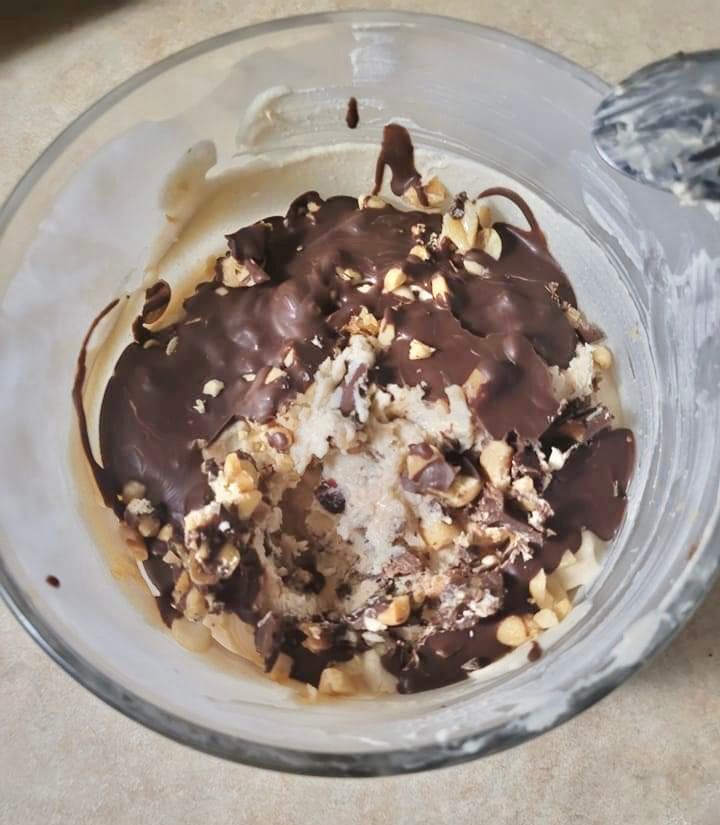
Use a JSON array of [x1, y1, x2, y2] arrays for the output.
[[1, 11, 718, 777]]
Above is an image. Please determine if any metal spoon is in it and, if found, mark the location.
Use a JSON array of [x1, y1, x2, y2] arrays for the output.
[[592, 50, 720, 203]]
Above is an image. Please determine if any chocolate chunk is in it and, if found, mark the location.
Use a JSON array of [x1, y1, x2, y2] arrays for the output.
[[45, 575, 60, 588], [315, 479, 346, 514]]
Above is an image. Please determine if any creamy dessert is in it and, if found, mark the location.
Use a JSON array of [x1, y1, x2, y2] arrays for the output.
[[76, 123, 634, 696]]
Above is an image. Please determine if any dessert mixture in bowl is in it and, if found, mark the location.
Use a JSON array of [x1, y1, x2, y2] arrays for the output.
[[78, 122, 634, 696], [2, 13, 717, 774]]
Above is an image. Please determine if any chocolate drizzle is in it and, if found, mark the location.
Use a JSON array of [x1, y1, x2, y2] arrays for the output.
[[76, 123, 636, 694], [345, 97, 359, 129], [373, 123, 429, 206]]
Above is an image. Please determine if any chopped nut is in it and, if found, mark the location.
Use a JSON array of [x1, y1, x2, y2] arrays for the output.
[[165, 336, 179, 356], [533, 608, 559, 630], [356, 283, 373, 294], [554, 598, 572, 619], [242, 372, 256, 382], [404, 177, 448, 210], [170, 617, 212, 652], [431, 273, 449, 302], [221, 256, 251, 288], [479, 227, 502, 260], [513, 475, 535, 496], [592, 345, 613, 370], [441, 213, 469, 252], [192, 399, 206, 414], [529, 569, 552, 609], [480, 554, 499, 568], [264, 367, 286, 385], [408, 339, 436, 360], [463, 258, 489, 277], [480, 440, 514, 490], [282, 348, 296, 368], [121, 480, 146, 503], [216, 543, 241, 579], [184, 588, 208, 621], [162, 549, 181, 566], [392, 286, 415, 301], [358, 194, 386, 209], [496, 615, 529, 647], [202, 379, 225, 397], [383, 267, 407, 293], [335, 266, 362, 282], [344, 306, 379, 336], [462, 368, 489, 401], [215, 286, 229, 296], [409, 244, 430, 261], [378, 318, 396, 347], [157, 523, 174, 542], [318, 667, 356, 695], [377, 595, 411, 626], [224, 453, 258, 491], [422, 520, 461, 550], [439, 474, 482, 507], [269, 653, 293, 683], [476, 203, 493, 228], [137, 515, 161, 539], [172, 570, 191, 605], [363, 616, 387, 633], [307, 200, 321, 213], [236, 489, 263, 519]]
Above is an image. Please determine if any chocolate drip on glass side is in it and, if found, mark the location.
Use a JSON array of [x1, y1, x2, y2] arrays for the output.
[[345, 96, 359, 129], [77, 124, 636, 693], [373, 123, 429, 206]]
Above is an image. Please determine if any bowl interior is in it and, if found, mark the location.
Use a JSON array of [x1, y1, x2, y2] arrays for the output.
[[1, 12, 718, 776]]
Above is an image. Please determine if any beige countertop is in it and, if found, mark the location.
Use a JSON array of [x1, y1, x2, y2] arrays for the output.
[[1, 2, 718, 823]]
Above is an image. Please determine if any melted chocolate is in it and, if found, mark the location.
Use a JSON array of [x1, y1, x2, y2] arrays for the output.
[[345, 97, 359, 129], [373, 123, 428, 206], [76, 123, 636, 694]]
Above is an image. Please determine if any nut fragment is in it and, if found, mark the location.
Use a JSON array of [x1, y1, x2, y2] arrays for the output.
[[480, 440, 514, 490], [216, 543, 241, 579], [404, 177, 448, 210], [184, 588, 208, 621], [264, 367, 286, 385], [439, 474, 482, 507], [463, 258, 489, 277], [408, 339, 436, 360], [336, 266, 362, 282], [221, 256, 251, 288], [344, 306, 379, 336], [202, 379, 225, 397], [383, 267, 407, 293], [318, 667, 356, 695], [236, 489, 263, 519], [496, 615, 529, 647], [533, 608, 559, 630], [378, 318, 396, 347], [476, 203, 493, 228], [422, 520, 461, 550], [122, 480, 146, 503], [529, 569, 552, 609], [462, 368, 489, 401], [224, 453, 258, 491], [592, 345, 613, 369], [376, 595, 411, 626], [192, 399, 206, 414], [358, 194, 386, 209], [409, 244, 430, 261], [431, 273, 449, 302], [479, 227, 502, 260], [137, 515, 161, 539], [554, 598, 572, 619]]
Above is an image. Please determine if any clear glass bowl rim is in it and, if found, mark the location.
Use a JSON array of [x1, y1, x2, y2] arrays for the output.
[[1, 9, 718, 777]]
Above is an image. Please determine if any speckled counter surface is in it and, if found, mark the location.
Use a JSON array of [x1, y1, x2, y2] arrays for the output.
[[0, 2, 718, 823]]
